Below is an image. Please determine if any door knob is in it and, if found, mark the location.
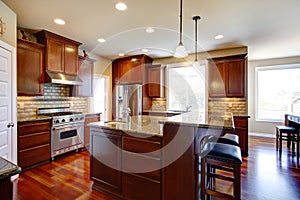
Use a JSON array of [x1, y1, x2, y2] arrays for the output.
[[7, 122, 14, 128]]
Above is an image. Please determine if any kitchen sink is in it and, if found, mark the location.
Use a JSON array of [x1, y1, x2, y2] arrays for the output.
[[104, 120, 126, 125]]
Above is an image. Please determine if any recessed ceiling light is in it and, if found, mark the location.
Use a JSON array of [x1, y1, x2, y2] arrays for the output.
[[118, 53, 125, 57], [115, 2, 127, 11], [214, 35, 224, 40], [131, 58, 137, 62], [54, 18, 65, 25], [142, 48, 149, 53], [145, 27, 155, 33], [97, 38, 106, 43]]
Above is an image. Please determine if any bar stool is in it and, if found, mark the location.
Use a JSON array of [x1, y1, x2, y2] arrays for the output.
[[199, 137, 242, 200], [218, 133, 239, 146], [275, 125, 299, 158]]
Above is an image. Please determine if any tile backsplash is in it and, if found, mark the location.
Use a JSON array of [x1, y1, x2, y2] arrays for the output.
[[17, 84, 88, 118], [208, 97, 248, 116], [151, 98, 166, 111]]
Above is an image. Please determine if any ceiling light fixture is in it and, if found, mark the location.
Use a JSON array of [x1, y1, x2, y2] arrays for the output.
[[54, 18, 65, 25], [145, 27, 154, 33], [97, 38, 106, 43], [214, 34, 224, 40], [118, 53, 125, 57], [115, 2, 127, 11], [142, 48, 149, 52], [193, 16, 201, 63], [173, 0, 188, 58]]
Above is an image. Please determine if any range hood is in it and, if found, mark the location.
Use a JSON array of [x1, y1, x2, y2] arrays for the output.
[[45, 71, 83, 85]]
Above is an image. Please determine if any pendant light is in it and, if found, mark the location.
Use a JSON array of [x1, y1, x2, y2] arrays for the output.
[[193, 16, 201, 67], [173, 0, 188, 58]]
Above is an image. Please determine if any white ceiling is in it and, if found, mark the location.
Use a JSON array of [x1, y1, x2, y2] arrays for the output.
[[3, 0, 300, 60]]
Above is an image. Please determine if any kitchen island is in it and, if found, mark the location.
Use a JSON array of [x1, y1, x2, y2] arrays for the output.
[[88, 112, 234, 200]]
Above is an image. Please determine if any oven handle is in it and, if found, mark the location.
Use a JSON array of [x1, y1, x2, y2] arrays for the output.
[[52, 123, 83, 131]]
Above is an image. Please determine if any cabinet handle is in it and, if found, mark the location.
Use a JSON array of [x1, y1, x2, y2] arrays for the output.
[[7, 122, 14, 128]]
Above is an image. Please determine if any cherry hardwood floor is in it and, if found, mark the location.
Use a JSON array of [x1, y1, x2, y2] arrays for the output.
[[13, 136, 300, 200]]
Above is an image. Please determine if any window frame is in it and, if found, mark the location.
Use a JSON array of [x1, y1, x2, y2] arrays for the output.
[[255, 63, 300, 122]]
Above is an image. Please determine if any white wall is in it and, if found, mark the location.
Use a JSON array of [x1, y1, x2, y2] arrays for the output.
[[248, 56, 300, 134], [0, 1, 17, 47]]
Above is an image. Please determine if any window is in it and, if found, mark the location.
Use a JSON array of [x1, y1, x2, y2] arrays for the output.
[[166, 62, 206, 114], [256, 64, 300, 122]]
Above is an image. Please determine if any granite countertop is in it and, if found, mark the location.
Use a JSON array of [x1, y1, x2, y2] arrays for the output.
[[88, 115, 167, 137], [143, 110, 187, 114], [0, 157, 21, 180], [84, 112, 102, 116], [159, 112, 234, 130], [17, 115, 52, 123], [88, 112, 234, 136]]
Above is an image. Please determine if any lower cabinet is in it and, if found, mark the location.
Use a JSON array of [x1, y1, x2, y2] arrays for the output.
[[228, 116, 249, 156], [18, 119, 51, 169], [90, 128, 162, 199], [84, 113, 100, 149]]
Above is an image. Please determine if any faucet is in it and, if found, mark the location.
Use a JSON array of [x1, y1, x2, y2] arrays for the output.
[[124, 107, 131, 123]]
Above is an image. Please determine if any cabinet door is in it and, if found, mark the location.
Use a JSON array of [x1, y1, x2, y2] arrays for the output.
[[226, 59, 245, 97], [148, 67, 161, 97], [64, 43, 78, 75], [17, 39, 44, 96], [47, 38, 64, 73], [91, 130, 122, 193], [76, 56, 94, 97], [130, 60, 142, 83], [119, 61, 131, 84], [208, 61, 226, 97]]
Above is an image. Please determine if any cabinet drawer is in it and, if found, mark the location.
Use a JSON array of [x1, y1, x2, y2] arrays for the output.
[[123, 151, 161, 181], [18, 121, 51, 136], [19, 131, 50, 150], [19, 144, 50, 168], [233, 117, 248, 128], [123, 173, 161, 200], [123, 136, 161, 158]]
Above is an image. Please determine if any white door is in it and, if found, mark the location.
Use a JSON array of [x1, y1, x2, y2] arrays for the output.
[[89, 75, 110, 121], [0, 41, 16, 163]]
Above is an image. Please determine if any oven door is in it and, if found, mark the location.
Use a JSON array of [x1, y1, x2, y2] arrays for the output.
[[52, 123, 83, 152]]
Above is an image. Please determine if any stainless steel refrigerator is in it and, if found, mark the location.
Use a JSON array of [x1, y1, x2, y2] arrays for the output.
[[114, 84, 142, 120]]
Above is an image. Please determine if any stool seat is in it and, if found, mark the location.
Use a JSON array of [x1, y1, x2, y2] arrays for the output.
[[276, 126, 297, 132], [218, 133, 239, 146], [202, 142, 242, 164]]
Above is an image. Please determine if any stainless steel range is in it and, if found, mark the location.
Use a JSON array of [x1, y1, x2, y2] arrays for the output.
[[38, 107, 85, 160]]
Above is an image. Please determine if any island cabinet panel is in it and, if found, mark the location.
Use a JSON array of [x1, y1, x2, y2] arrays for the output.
[[90, 129, 122, 196], [162, 124, 196, 200], [18, 120, 51, 170], [17, 39, 45, 96]]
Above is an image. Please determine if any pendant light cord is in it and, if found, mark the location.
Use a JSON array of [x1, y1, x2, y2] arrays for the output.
[[179, 0, 183, 45], [193, 16, 201, 61]]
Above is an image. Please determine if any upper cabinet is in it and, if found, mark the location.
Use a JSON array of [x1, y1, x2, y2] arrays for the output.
[[75, 56, 96, 97], [146, 64, 165, 98], [35, 30, 82, 75], [112, 54, 153, 85], [208, 54, 247, 97], [17, 39, 45, 96]]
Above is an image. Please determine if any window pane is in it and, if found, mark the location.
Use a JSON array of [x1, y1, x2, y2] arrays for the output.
[[257, 64, 300, 121], [167, 63, 206, 113]]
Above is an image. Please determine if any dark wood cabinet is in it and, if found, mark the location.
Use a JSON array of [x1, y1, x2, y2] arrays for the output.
[[90, 128, 162, 199], [84, 113, 100, 148], [35, 30, 82, 75], [147, 64, 165, 98], [228, 116, 249, 156], [75, 56, 95, 97], [112, 54, 153, 85], [17, 119, 51, 169], [17, 39, 45, 96], [208, 54, 247, 97], [90, 129, 122, 196]]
